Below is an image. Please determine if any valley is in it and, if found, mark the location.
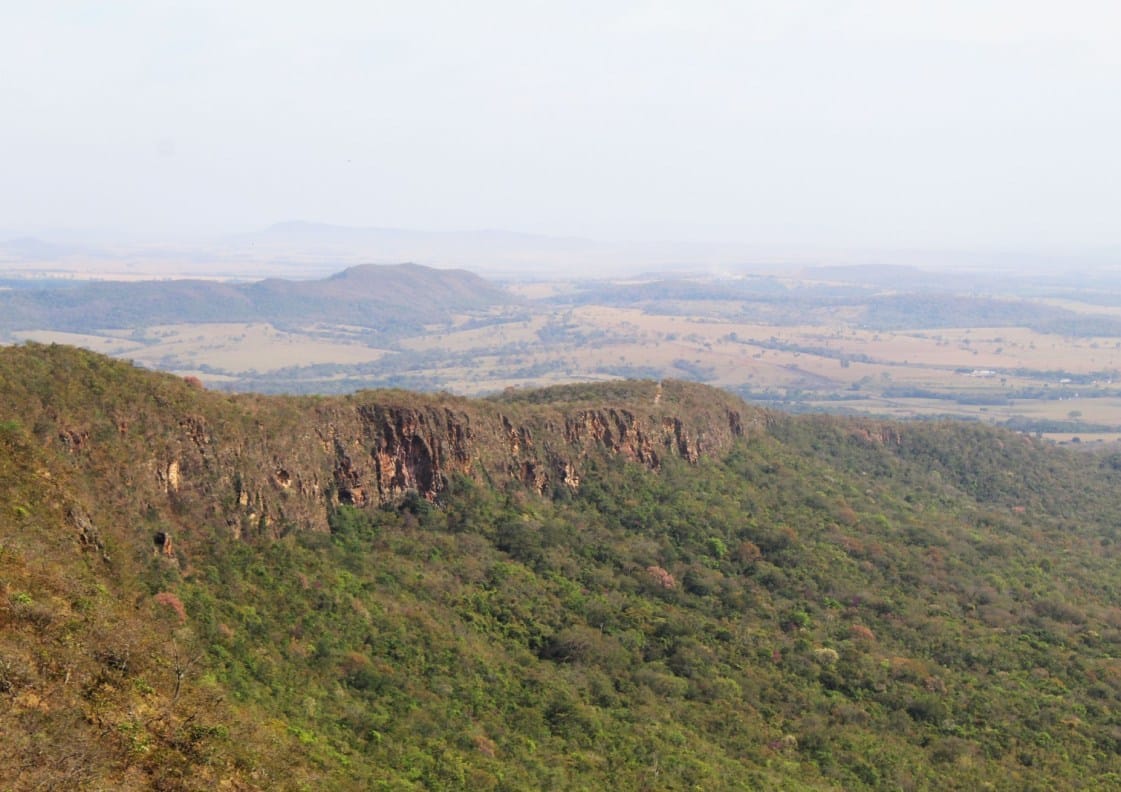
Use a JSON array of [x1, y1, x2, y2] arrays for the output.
[[7, 263, 1121, 443]]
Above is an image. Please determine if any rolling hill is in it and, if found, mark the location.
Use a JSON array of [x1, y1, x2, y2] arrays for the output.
[[0, 263, 513, 337]]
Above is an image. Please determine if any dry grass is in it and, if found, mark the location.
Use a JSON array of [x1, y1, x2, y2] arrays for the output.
[[13, 290, 1121, 437], [12, 330, 146, 356], [16, 323, 391, 373]]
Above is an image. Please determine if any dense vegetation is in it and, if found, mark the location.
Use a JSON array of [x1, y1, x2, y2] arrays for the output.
[[4, 345, 1121, 789]]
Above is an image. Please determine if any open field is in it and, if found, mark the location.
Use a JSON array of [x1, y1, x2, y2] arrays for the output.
[[15, 303, 1121, 438], [14, 322, 391, 374]]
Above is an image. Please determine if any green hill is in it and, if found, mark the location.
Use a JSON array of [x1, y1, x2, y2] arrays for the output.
[[3, 343, 1121, 790]]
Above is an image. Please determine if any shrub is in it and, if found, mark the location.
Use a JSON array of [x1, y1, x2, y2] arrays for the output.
[[646, 566, 676, 590], [154, 592, 187, 624]]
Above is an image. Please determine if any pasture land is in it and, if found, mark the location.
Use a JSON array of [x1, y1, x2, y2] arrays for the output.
[[10, 270, 1121, 440]]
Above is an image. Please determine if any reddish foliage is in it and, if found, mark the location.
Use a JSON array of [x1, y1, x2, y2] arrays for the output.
[[474, 734, 498, 758], [850, 624, 876, 642], [153, 592, 187, 624], [734, 541, 762, 565], [836, 533, 865, 556], [646, 565, 676, 589]]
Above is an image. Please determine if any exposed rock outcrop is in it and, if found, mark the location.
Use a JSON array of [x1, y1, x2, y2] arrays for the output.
[[0, 345, 764, 544], [71, 507, 109, 562], [174, 379, 762, 538]]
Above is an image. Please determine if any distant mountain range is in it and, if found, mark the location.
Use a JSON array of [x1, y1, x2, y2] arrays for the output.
[[216, 221, 772, 277], [0, 236, 85, 262], [4, 222, 1118, 283], [0, 223, 699, 279], [0, 222, 880, 280], [0, 263, 513, 336]]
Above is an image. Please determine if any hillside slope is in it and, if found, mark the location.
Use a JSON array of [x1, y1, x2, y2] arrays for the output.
[[3, 343, 1121, 790]]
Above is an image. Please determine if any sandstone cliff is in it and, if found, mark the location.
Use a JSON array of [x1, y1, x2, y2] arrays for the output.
[[182, 379, 760, 538], [1, 345, 764, 546]]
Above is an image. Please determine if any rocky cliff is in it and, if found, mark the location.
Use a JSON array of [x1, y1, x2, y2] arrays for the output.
[[181, 379, 760, 539], [0, 345, 763, 547]]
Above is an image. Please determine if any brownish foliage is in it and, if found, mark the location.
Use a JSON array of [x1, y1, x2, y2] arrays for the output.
[[646, 565, 676, 589]]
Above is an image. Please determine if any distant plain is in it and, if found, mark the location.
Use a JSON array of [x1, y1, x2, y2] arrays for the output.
[[9, 262, 1121, 444]]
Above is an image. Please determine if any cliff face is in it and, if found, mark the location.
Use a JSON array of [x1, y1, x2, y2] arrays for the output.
[[210, 379, 760, 537], [1, 345, 762, 545]]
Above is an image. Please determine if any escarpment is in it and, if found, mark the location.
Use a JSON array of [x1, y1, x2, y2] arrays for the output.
[[0, 345, 764, 547], [286, 379, 758, 531]]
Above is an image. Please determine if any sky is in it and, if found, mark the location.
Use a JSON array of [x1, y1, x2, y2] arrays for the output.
[[4, 1, 1121, 255]]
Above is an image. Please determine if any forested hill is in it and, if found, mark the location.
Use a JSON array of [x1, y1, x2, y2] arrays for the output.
[[0, 262, 512, 336], [4, 343, 1121, 790]]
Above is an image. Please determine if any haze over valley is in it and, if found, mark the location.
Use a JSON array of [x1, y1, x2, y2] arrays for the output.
[[6, 240, 1121, 445]]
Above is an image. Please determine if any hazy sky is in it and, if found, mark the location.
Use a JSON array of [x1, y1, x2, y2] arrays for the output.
[[4, 1, 1121, 253]]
